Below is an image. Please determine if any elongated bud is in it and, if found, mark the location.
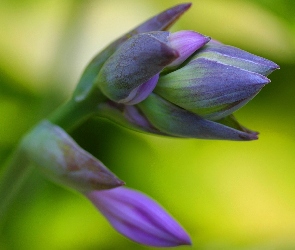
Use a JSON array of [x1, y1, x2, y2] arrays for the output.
[[96, 31, 179, 104], [87, 187, 191, 247], [21, 121, 124, 192], [194, 41, 279, 76], [137, 93, 258, 141], [155, 57, 270, 120]]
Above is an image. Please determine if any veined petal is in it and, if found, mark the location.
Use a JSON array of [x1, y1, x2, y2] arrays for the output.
[[156, 57, 270, 120], [120, 74, 159, 105], [138, 93, 258, 140], [193, 41, 279, 76], [87, 187, 191, 247]]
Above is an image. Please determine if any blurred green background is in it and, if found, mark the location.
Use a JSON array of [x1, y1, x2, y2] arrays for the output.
[[1, 0, 295, 249]]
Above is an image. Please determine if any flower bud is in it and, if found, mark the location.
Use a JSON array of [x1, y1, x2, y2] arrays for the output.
[[95, 31, 179, 104], [137, 93, 258, 141], [87, 187, 191, 247], [21, 121, 124, 192], [155, 55, 271, 120], [74, 3, 192, 101]]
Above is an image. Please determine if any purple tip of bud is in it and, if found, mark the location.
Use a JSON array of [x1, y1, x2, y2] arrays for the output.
[[86, 187, 192, 247], [168, 31, 210, 68], [137, 3, 192, 33], [120, 74, 160, 105]]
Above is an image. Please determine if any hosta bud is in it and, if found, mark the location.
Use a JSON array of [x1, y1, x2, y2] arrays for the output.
[[95, 30, 210, 105], [137, 93, 258, 141], [155, 41, 279, 121], [87, 187, 191, 247], [21, 121, 124, 192], [95, 31, 179, 104], [74, 3, 192, 100]]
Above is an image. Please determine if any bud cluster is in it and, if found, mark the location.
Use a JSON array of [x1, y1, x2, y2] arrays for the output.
[[19, 3, 279, 248]]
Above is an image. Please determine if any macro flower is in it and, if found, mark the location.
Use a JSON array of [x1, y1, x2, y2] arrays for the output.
[[86, 3, 278, 141], [87, 187, 191, 247]]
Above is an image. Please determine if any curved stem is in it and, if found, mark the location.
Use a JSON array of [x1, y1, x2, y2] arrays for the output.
[[0, 88, 105, 227], [49, 89, 106, 132], [0, 145, 32, 228]]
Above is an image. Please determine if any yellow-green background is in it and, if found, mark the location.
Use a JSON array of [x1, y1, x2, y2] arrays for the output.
[[1, 0, 294, 249]]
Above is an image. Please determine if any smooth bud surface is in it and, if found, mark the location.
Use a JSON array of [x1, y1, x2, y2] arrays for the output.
[[167, 30, 210, 68], [87, 187, 191, 247]]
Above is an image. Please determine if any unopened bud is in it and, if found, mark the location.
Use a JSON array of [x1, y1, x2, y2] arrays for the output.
[[21, 121, 124, 192]]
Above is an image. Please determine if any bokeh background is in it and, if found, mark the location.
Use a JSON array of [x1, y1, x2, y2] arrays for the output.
[[0, 0, 295, 249]]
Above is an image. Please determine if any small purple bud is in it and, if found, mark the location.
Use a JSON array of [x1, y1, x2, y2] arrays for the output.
[[21, 121, 124, 192], [167, 30, 210, 68], [87, 187, 191, 247]]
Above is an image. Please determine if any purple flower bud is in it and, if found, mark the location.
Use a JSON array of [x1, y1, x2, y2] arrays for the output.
[[86, 187, 191, 247], [21, 121, 124, 192], [74, 3, 191, 101], [155, 57, 271, 120], [137, 93, 258, 141], [96, 31, 179, 104], [167, 30, 210, 68]]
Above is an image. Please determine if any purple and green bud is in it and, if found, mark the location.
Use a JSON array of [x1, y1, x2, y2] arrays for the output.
[[87, 187, 191, 247], [74, 3, 192, 100], [95, 31, 179, 104], [75, 3, 278, 141], [21, 121, 124, 192]]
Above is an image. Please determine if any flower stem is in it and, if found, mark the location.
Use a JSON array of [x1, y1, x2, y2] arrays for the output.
[[0, 88, 105, 226], [48, 89, 106, 131], [0, 145, 32, 228]]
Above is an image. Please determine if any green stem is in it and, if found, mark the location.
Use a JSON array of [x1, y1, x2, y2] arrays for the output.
[[0, 145, 32, 228], [0, 88, 105, 226], [49, 89, 106, 131]]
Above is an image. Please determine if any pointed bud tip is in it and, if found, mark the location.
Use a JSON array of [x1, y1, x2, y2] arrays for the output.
[[239, 132, 259, 141]]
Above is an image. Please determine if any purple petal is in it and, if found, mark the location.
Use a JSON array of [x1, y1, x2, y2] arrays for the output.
[[167, 30, 210, 68], [87, 187, 191, 247], [120, 74, 159, 105]]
